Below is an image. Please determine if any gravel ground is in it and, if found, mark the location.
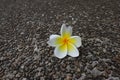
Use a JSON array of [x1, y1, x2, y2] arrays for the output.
[[0, 0, 120, 80]]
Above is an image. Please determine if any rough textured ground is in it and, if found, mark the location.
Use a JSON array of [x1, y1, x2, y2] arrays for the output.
[[0, 0, 120, 80]]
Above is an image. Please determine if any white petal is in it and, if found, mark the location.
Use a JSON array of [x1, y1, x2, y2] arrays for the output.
[[47, 34, 61, 47], [67, 43, 79, 57], [60, 24, 72, 37], [60, 24, 66, 34], [49, 34, 59, 40], [70, 36, 82, 47], [54, 44, 67, 59]]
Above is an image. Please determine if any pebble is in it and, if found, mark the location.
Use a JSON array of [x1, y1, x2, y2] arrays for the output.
[[66, 74, 72, 80], [91, 67, 102, 77], [22, 78, 27, 80]]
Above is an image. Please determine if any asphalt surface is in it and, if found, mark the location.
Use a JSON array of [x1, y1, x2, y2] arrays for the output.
[[0, 0, 120, 80]]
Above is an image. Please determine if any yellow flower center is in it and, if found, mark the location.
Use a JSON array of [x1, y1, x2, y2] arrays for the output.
[[55, 33, 76, 47], [63, 38, 69, 45]]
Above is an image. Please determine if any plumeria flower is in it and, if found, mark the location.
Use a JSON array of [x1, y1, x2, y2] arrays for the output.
[[47, 24, 82, 59]]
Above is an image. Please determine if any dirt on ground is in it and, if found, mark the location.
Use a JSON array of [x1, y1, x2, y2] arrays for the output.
[[0, 0, 120, 80]]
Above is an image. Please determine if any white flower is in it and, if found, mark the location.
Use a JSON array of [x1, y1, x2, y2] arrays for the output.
[[47, 24, 82, 59]]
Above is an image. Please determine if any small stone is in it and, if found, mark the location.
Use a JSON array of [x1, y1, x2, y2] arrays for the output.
[[97, 66, 104, 71], [21, 65, 24, 69], [66, 65, 71, 72], [102, 71, 109, 78], [91, 67, 102, 77], [77, 68, 80, 72], [66, 74, 72, 80], [22, 78, 27, 80], [91, 61, 98, 67], [40, 77, 45, 80], [16, 73, 21, 77], [103, 48, 107, 53], [79, 73, 86, 80]]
